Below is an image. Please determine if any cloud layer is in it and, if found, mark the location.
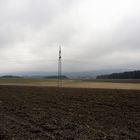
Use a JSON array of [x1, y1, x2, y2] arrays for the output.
[[0, 0, 140, 73]]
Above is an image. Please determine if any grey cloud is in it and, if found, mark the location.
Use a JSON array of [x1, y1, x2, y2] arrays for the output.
[[0, 0, 140, 73], [80, 16, 140, 59]]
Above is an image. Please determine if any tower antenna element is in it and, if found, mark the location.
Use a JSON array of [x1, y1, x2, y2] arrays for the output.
[[58, 45, 62, 87]]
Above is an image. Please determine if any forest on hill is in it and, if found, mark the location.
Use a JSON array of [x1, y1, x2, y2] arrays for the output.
[[96, 71, 140, 79], [44, 75, 68, 79], [0, 75, 22, 78]]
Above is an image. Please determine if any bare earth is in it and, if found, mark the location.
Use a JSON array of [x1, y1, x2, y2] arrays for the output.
[[0, 85, 140, 140]]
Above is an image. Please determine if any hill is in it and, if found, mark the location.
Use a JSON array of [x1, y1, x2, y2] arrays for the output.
[[0, 75, 23, 78], [44, 75, 68, 79], [96, 70, 140, 79]]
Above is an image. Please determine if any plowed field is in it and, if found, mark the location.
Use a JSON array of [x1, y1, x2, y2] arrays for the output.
[[0, 85, 140, 139]]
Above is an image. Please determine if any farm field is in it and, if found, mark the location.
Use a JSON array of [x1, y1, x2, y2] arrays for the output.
[[0, 85, 140, 139], [0, 78, 140, 90]]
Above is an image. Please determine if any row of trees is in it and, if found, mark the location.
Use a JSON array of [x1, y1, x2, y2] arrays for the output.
[[96, 71, 140, 79], [44, 75, 68, 79]]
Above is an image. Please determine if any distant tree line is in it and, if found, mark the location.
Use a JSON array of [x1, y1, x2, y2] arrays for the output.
[[44, 75, 68, 79], [96, 71, 140, 79], [0, 75, 23, 78]]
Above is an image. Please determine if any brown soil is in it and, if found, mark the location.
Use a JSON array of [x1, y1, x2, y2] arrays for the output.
[[0, 85, 140, 140]]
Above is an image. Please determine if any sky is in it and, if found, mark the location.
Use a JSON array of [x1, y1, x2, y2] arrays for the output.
[[0, 0, 140, 74]]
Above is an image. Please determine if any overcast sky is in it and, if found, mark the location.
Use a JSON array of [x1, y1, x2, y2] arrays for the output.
[[0, 0, 140, 74]]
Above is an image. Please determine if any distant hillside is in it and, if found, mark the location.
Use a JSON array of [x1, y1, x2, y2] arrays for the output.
[[96, 71, 140, 79], [0, 69, 126, 79], [44, 75, 68, 79], [0, 75, 23, 78]]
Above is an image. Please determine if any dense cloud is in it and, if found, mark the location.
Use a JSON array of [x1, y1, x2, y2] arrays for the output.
[[0, 0, 140, 73]]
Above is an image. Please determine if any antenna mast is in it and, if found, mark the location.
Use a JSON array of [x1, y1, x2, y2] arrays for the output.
[[58, 46, 62, 87]]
